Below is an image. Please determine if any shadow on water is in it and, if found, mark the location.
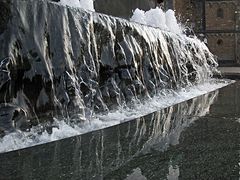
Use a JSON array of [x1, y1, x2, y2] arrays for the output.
[[0, 81, 239, 180]]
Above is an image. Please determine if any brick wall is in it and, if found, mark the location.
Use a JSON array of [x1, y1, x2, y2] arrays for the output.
[[174, 0, 203, 31], [205, 1, 238, 64], [206, 1, 236, 30], [207, 34, 235, 61]]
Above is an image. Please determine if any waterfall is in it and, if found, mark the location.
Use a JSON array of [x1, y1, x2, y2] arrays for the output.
[[0, 91, 219, 175], [0, 0, 230, 151]]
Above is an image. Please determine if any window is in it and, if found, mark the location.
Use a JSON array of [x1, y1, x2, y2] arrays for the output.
[[217, 39, 223, 46], [217, 8, 224, 18]]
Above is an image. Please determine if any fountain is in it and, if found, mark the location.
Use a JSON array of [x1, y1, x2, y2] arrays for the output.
[[0, 91, 220, 179], [0, 0, 231, 152]]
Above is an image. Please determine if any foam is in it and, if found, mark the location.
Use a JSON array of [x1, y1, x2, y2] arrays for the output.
[[59, 0, 95, 11], [130, 8, 182, 34], [0, 79, 233, 153]]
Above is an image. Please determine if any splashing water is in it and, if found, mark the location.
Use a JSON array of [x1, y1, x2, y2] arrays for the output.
[[60, 0, 95, 11], [145, 8, 168, 29], [130, 8, 182, 34], [165, 10, 182, 34], [0, 0, 232, 153], [79, 0, 94, 11], [60, 0, 81, 8], [0, 79, 233, 153], [130, 8, 146, 25]]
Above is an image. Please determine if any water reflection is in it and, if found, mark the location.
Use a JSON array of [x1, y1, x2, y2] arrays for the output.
[[0, 82, 240, 179], [167, 165, 179, 180], [124, 168, 147, 180]]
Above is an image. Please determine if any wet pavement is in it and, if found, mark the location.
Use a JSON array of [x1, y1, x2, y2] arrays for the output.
[[0, 81, 239, 180]]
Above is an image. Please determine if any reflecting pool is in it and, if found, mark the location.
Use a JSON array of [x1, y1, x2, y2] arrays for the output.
[[0, 81, 239, 180]]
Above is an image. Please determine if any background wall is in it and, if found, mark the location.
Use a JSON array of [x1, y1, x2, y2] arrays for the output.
[[50, 0, 159, 19], [94, 0, 156, 19], [174, 0, 240, 66], [204, 1, 238, 64]]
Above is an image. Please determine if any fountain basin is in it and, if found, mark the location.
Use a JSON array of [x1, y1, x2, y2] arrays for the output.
[[0, 81, 239, 179]]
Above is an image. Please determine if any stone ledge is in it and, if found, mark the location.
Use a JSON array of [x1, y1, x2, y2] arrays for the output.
[[217, 67, 240, 79]]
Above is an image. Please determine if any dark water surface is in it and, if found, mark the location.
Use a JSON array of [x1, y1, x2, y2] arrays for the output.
[[0, 81, 239, 180]]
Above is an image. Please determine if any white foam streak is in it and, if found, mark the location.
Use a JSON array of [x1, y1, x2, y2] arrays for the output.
[[165, 9, 182, 34], [130, 8, 146, 25], [145, 8, 168, 30], [0, 79, 233, 153], [79, 0, 95, 11], [130, 8, 182, 34], [59, 0, 95, 11]]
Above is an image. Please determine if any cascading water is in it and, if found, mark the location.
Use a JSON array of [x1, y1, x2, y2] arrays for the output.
[[0, 91, 219, 179], [60, 0, 95, 11], [0, 0, 231, 152], [130, 8, 182, 34]]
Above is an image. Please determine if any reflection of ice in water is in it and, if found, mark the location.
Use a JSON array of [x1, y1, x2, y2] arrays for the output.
[[167, 165, 180, 180], [125, 168, 147, 180]]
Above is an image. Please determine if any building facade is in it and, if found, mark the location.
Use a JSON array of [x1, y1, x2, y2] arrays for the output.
[[173, 0, 240, 66], [205, 0, 240, 65]]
